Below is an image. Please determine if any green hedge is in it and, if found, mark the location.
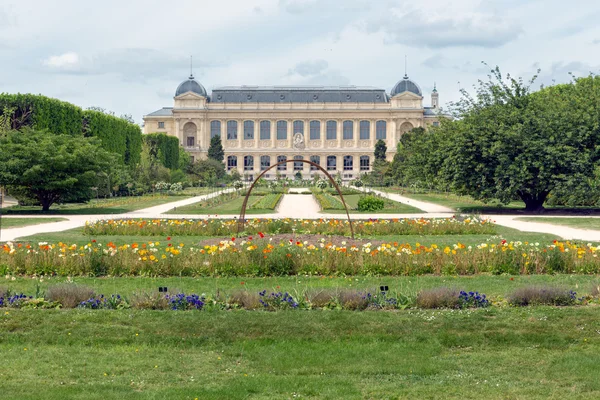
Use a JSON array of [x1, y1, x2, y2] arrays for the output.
[[143, 133, 180, 169], [314, 193, 344, 210], [0, 93, 141, 166]]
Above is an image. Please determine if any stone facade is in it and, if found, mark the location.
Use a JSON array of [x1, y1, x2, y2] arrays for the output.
[[143, 75, 443, 180]]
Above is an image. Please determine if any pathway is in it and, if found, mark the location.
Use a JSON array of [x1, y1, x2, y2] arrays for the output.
[[274, 193, 321, 218], [358, 187, 454, 213]]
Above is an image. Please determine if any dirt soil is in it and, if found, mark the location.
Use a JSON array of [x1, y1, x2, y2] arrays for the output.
[[198, 233, 389, 247]]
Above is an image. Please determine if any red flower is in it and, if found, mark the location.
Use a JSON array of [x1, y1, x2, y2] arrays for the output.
[[91, 239, 96, 243], [258, 232, 265, 238], [249, 236, 253, 240], [510, 277, 514, 281], [168, 243, 172, 247], [231, 237, 236, 242], [501, 239, 507, 245], [167, 237, 171, 241], [241, 281, 245, 285]]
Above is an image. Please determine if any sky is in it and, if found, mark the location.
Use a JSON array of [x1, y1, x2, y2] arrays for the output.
[[1, 0, 600, 124]]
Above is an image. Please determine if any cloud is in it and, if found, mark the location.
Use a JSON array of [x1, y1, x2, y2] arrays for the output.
[[287, 59, 328, 77], [593, 39, 600, 45], [531, 61, 600, 88], [43, 52, 80, 69], [365, 8, 522, 48], [421, 54, 445, 69], [285, 59, 349, 85]]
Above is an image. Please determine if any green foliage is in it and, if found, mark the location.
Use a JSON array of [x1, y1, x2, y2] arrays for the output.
[[314, 193, 344, 210], [374, 139, 387, 161], [189, 158, 227, 186], [0, 128, 116, 210], [357, 195, 385, 211], [207, 135, 225, 162], [249, 193, 282, 210], [143, 133, 180, 169]]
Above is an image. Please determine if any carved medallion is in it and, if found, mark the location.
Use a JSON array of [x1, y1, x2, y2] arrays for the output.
[[344, 140, 354, 147], [244, 141, 254, 148], [226, 140, 238, 148], [361, 141, 370, 148], [327, 141, 337, 148], [277, 140, 288, 148], [260, 140, 271, 148], [293, 132, 305, 150]]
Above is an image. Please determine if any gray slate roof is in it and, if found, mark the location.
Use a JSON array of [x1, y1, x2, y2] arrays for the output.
[[391, 76, 422, 97], [210, 86, 389, 103], [175, 76, 207, 97], [146, 107, 173, 117]]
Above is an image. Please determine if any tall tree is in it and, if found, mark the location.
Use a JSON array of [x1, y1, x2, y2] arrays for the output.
[[374, 139, 387, 162], [208, 135, 225, 163], [0, 128, 116, 210]]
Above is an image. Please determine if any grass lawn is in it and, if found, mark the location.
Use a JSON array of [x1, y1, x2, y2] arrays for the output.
[[3, 195, 194, 215], [166, 195, 276, 215], [321, 194, 422, 214], [9, 225, 562, 248], [0, 217, 67, 228], [1, 306, 599, 399], [516, 217, 600, 230]]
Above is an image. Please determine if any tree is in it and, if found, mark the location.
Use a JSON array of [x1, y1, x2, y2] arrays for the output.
[[189, 158, 227, 186], [437, 67, 600, 211], [374, 139, 387, 162], [208, 135, 225, 163], [0, 129, 116, 210]]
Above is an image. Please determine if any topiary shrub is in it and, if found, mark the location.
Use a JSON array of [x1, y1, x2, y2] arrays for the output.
[[357, 195, 385, 212]]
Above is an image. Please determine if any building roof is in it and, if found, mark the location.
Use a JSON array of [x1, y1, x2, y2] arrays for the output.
[[210, 85, 389, 103], [390, 75, 422, 97], [175, 75, 207, 97], [146, 107, 173, 117]]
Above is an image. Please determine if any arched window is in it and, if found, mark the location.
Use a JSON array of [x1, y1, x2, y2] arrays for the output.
[[227, 156, 237, 171], [309, 121, 320, 140], [294, 155, 303, 171], [360, 156, 370, 171], [244, 120, 254, 140], [326, 121, 337, 140], [244, 155, 254, 171], [260, 155, 270, 170], [343, 155, 353, 171], [359, 121, 370, 140], [327, 155, 337, 171], [260, 120, 271, 140], [399, 121, 414, 134], [376, 120, 387, 140], [293, 120, 304, 135], [277, 155, 287, 171], [227, 121, 238, 140], [183, 122, 197, 147], [310, 155, 320, 170], [343, 120, 353, 140], [210, 120, 221, 138], [277, 120, 287, 140]]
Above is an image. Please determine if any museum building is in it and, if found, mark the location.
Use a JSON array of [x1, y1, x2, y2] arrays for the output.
[[143, 73, 443, 180]]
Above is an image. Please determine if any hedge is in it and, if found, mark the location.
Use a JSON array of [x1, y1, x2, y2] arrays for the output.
[[143, 133, 180, 169], [0, 93, 141, 166]]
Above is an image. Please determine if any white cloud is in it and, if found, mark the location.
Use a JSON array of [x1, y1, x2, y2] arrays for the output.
[[42, 52, 80, 69]]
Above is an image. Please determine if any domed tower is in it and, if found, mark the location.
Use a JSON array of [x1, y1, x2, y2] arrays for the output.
[[175, 73, 207, 97], [174, 73, 208, 110], [390, 74, 422, 97], [431, 82, 439, 109]]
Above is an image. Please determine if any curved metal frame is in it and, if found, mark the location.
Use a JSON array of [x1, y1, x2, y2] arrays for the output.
[[237, 159, 355, 238]]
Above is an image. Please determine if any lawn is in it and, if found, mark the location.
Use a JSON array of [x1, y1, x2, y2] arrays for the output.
[[516, 217, 600, 230], [1, 306, 599, 399], [166, 195, 276, 215], [0, 217, 67, 228], [3, 195, 194, 215], [319, 194, 422, 214]]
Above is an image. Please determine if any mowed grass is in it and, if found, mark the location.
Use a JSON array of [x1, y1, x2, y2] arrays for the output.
[[517, 217, 600, 230], [3, 195, 193, 215], [0, 217, 67, 228], [321, 194, 422, 214], [10, 224, 563, 248], [380, 189, 524, 212], [1, 307, 599, 399], [166, 195, 276, 215]]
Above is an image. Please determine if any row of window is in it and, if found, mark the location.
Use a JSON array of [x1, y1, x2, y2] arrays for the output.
[[211, 120, 387, 141], [226, 155, 371, 171]]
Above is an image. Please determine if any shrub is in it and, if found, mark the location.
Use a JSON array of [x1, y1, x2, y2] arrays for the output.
[[229, 291, 262, 310], [357, 195, 385, 212], [308, 289, 337, 308], [338, 290, 370, 310], [416, 287, 460, 309], [0, 286, 8, 298], [591, 282, 600, 297], [46, 284, 95, 308], [508, 286, 578, 306], [129, 291, 169, 310]]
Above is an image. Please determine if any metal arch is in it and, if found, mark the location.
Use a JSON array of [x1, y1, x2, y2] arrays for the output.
[[237, 159, 355, 238]]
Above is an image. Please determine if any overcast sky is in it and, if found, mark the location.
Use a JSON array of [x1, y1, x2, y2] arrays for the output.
[[1, 0, 599, 124]]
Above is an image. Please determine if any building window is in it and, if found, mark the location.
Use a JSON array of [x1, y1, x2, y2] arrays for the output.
[[277, 120, 287, 140], [260, 120, 271, 140], [186, 136, 195, 147], [326, 121, 337, 140], [433, 121, 440, 127], [227, 156, 237, 171], [343, 120, 353, 140], [277, 155, 287, 170], [310, 155, 320, 171], [359, 120, 370, 140], [260, 155, 270, 170], [294, 155, 303, 171], [360, 156, 370, 171], [244, 155, 254, 171], [376, 120, 387, 140], [293, 120, 304, 135], [244, 120, 254, 140], [343, 155, 353, 171], [227, 121, 238, 140], [327, 155, 336, 171], [309, 120, 320, 140], [158, 121, 165, 129], [210, 120, 221, 138]]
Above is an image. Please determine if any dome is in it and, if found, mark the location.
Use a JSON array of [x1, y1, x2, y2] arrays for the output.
[[390, 75, 422, 97], [175, 75, 207, 97]]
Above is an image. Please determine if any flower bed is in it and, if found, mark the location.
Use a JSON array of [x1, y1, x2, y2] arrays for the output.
[[83, 217, 495, 236], [1, 238, 599, 277]]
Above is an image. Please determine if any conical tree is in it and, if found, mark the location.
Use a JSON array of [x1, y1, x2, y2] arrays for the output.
[[207, 135, 224, 163], [374, 139, 387, 162]]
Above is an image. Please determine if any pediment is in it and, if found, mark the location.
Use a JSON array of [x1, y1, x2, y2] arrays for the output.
[[391, 91, 422, 99], [174, 92, 205, 100]]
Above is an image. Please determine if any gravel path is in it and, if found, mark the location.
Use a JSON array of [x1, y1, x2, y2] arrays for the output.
[[276, 194, 321, 218]]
